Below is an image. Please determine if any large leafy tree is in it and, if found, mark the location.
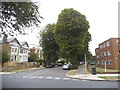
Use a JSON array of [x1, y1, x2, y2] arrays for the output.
[[54, 8, 91, 64], [40, 24, 59, 63], [0, 1, 43, 36]]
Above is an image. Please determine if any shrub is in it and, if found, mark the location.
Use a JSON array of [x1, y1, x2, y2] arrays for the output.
[[70, 65, 78, 70], [2, 51, 10, 63], [28, 53, 39, 62]]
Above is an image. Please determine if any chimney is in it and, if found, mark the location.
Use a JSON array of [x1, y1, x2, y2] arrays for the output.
[[3, 34, 8, 43]]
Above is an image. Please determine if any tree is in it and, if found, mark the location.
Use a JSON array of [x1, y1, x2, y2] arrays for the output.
[[2, 51, 10, 63], [28, 53, 39, 62], [54, 8, 91, 64], [39, 24, 59, 63], [0, 1, 43, 36]]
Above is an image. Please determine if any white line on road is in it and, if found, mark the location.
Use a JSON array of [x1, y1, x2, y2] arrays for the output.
[[63, 78, 70, 80], [54, 77, 61, 80], [72, 79, 79, 81], [29, 76, 37, 78], [45, 77, 53, 79], [37, 76, 44, 79]]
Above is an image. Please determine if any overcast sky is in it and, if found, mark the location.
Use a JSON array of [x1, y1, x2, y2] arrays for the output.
[[16, 0, 119, 55]]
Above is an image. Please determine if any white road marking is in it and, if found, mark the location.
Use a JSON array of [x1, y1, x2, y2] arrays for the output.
[[29, 76, 37, 78], [37, 76, 44, 79], [63, 78, 70, 80], [81, 80, 87, 81], [45, 77, 53, 79], [54, 77, 61, 80], [72, 79, 79, 81]]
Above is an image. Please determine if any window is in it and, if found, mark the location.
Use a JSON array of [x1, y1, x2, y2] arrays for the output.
[[14, 48, 17, 53], [107, 51, 112, 56], [118, 50, 120, 54], [106, 41, 110, 46], [97, 61, 99, 64], [12, 48, 14, 52], [108, 60, 112, 65], [103, 43, 106, 48], [102, 60, 104, 65], [104, 52, 106, 56], [100, 45, 103, 49], [100, 52, 103, 57], [96, 56, 99, 58]]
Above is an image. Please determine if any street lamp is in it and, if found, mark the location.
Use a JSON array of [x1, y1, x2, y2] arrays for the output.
[[104, 55, 107, 72], [84, 54, 87, 73]]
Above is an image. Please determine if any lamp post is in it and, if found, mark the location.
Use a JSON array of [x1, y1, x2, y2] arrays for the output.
[[85, 54, 87, 73], [104, 56, 107, 72]]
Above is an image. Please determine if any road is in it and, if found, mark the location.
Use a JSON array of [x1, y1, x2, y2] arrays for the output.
[[2, 66, 119, 88]]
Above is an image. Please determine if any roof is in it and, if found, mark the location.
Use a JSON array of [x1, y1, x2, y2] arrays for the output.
[[20, 41, 26, 46], [7, 38, 15, 42], [20, 41, 29, 47]]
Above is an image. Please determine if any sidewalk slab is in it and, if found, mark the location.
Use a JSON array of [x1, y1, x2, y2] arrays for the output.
[[0, 67, 46, 74]]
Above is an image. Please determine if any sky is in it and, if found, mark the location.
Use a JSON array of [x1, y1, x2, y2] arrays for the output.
[[15, 0, 119, 55]]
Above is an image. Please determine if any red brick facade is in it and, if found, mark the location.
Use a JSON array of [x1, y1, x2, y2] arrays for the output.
[[95, 38, 120, 69]]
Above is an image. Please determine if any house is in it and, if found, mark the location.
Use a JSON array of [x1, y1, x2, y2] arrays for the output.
[[1, 34, 29, 62], [95, 38, 120, 69]]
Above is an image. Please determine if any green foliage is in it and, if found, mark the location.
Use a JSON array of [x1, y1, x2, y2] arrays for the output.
[[39, 24, 59, 63], [54, 8, 91, 64], [70, 65, 78, 70], [1, 2, 43, 36], [28, 53, 39, 62], [2, 51, 10, 63]]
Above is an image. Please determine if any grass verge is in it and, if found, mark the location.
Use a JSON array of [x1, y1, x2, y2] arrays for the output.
[[66, 70, 77, 76], [99, 76, 120, 80], [87, 65, 120, 73]]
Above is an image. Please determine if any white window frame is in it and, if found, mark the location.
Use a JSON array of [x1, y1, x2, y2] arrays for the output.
[[100, 45, 103, 49], [104, 52, 106, 56], [108, 60, 112, 65], [102, 60, 104, 65], [107, 51, 112, 56], [106, 41, 110, 46]]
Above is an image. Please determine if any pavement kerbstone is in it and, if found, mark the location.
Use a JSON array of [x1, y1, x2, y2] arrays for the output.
[[0, 67, 46, 74], [66, 69, 120, 81]]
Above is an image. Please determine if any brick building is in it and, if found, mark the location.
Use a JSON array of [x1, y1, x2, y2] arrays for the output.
[[29, 45, 43, 60], [95, 38, 120, 69]]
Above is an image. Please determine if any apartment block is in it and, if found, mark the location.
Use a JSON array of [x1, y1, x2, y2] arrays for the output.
[[95, 38, 120, 69], [29, 45, 43, 60]]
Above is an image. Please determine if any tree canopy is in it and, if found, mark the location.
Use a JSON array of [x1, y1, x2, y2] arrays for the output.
[[0, 1, 43, 36], [39, 24, 59, 63], [54, 8, 91, 64]]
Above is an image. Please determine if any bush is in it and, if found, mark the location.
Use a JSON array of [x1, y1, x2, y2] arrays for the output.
[[2, 51, 10, 63], [70, 65, 78, 70], [28, 53, 39, 62]]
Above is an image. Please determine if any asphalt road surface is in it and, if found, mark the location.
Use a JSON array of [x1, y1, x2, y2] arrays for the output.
[[2, 66, 119, 88]]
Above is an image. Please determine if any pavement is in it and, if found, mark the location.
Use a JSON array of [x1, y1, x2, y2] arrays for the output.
[[0, 66, 46, 75], [66, 65, 120, 81]]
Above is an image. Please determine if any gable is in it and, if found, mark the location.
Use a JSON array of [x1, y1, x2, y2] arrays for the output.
[[10, 39, 20, 46]]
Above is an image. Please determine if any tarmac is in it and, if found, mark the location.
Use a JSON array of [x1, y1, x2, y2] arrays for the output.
[[0, 66, 120, 81]]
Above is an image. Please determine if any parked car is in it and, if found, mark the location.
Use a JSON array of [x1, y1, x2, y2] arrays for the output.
[[57, 63, 63, 66], [63, 64, 72, 70], [46, 64, 55, 68]]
